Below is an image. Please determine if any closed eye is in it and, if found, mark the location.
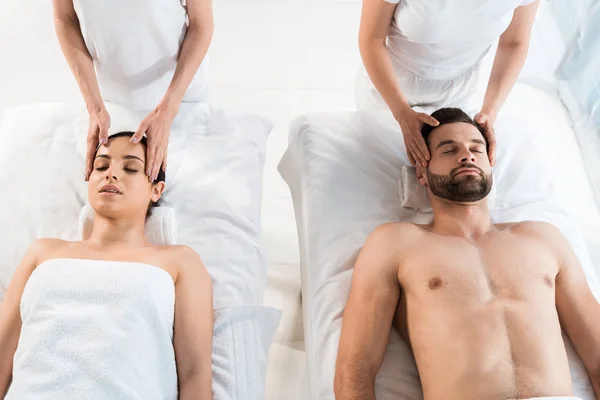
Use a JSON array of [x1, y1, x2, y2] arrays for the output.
[[124, 168, 138, 173], [443, 149, 456, 154], [95, 166, 109, 171]]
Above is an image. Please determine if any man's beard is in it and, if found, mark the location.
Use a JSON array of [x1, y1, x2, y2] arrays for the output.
[[427, 165, 493, 203]]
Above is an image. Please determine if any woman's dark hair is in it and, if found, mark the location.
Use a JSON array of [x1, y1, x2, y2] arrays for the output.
[[100, 131, 165, 216], [420, 108, 488, 152]]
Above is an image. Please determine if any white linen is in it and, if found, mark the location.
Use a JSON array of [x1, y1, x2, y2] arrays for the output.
[[279, 83, 600, 399], [73, 0, 209, 109], [212, 306, 282, 400], [79, 205, 178, 246], [0, 102, 272, 309], [6, 258, 178, 400], [355, 60, 480, 111], [381, 0, 536, 80]]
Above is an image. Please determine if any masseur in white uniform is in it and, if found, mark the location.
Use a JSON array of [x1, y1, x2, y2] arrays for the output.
[[357, 0, 539, 168], [52, 0, 213, 183], [0, 132, 214, 399]]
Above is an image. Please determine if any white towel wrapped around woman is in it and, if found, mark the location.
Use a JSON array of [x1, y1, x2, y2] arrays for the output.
[[6, 258, 178, 400]]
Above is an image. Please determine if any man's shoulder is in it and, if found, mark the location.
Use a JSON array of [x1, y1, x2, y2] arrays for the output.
[[506, 220, 563, 239], [365, 222, 426, 255], [371, 221, 426, 241]]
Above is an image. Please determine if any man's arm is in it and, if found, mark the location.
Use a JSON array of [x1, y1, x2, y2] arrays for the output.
[[335, 223, 408, 400], [173, 246, 214, 400], [0, 240, 50, 397], [551, 226, 600, 398]]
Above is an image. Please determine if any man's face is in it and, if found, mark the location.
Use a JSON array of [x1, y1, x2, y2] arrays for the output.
[[88, 136, 164, 218], [421, 122, 492, 203]]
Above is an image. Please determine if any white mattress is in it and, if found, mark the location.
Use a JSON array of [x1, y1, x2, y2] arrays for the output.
[[279, 83, 600, 399], [0, 102, 272, 309]]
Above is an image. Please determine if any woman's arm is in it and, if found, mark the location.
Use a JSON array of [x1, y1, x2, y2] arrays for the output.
[[0, 240, 48, 396], [359, 0, 405, 116], [159, 0, 214, 111], [131, 0, 214, 181], [358, 0, 438, 167], [51, 0, 110, 180], [51, 0, 104, 115], [480, 1, 540, 120], [173, 246, 213, 400]]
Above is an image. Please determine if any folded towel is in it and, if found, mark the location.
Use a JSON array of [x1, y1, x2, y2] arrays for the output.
[[79, 204, 178, 245], [6, 258, 177, 400], [398, 165, 496, 211]]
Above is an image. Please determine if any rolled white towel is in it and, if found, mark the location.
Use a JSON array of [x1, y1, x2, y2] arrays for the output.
[[79, 204, 177, 245]]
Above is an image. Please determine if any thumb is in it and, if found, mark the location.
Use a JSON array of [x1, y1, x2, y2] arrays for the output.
[[131, 122, 147, 144], [98, 124, 109, 146], [421, 113, 439, 126], [475, 113, 485, 123]]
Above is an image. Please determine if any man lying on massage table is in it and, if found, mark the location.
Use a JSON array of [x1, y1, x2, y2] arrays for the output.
[[0, 132, 213, 399], [335, 108, 600, 400]]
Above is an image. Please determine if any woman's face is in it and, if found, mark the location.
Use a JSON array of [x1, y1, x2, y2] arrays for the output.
[[88, 136, 165, 219]]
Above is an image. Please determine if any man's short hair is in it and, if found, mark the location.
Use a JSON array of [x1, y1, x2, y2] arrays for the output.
[[421, 108, 488, 151]]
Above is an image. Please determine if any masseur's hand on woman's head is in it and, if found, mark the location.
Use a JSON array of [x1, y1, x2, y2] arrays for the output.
[[85, 106, 111, 181], [130, 102, 178, 182], [397, 107, 439, 168]]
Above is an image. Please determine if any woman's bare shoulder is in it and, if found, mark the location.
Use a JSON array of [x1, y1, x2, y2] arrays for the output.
[[156, 245, 208, 282]]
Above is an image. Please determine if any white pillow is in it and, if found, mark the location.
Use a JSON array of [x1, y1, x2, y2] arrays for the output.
[[0, 102, 272, 309], [279, 84, 600, 399]]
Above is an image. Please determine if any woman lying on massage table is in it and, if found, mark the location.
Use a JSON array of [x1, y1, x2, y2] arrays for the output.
[[0, 132, 213, 399]]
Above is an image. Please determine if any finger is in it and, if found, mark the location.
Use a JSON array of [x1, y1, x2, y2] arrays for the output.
[[420, 113, 439, 127], [410, 142, 427, 167], [407, 148, 416, 166], [150, 147, 164, 182], [146, 143, 157, 177], [414, 134, 430, 162], [488, 135, 497, 166], [132, 122, 148, 144], [85, 129, 99, 180], [162, 146, 168, 172], [98, 122, 109, 147]]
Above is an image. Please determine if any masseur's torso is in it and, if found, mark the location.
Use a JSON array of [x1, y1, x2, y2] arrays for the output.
[[386, 0, 533, 79], [73, 0, 208, 109], [391, 221, 573, 400]]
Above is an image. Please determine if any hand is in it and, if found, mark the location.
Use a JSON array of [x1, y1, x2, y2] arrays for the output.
[[474, 112, 497, 166], [131, 102, 178, 182], [395, 107, 439, 167], [85, 106, 111, 181]]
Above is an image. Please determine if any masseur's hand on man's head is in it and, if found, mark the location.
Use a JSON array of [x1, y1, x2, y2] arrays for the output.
[[131, 103, 177, 182], [474, 112, 497, 166], [397, 107, 439, 168], [85, 107, 111, 181]]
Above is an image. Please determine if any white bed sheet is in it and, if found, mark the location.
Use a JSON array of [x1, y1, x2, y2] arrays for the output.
[[279, 83, 600, 399], [0, 102, 272, 309]]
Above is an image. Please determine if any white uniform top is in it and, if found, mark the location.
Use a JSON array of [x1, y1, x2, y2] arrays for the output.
[[73, 0, 208, 110], [383, 0, 537, 80], [6, 258, 178, 400]]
